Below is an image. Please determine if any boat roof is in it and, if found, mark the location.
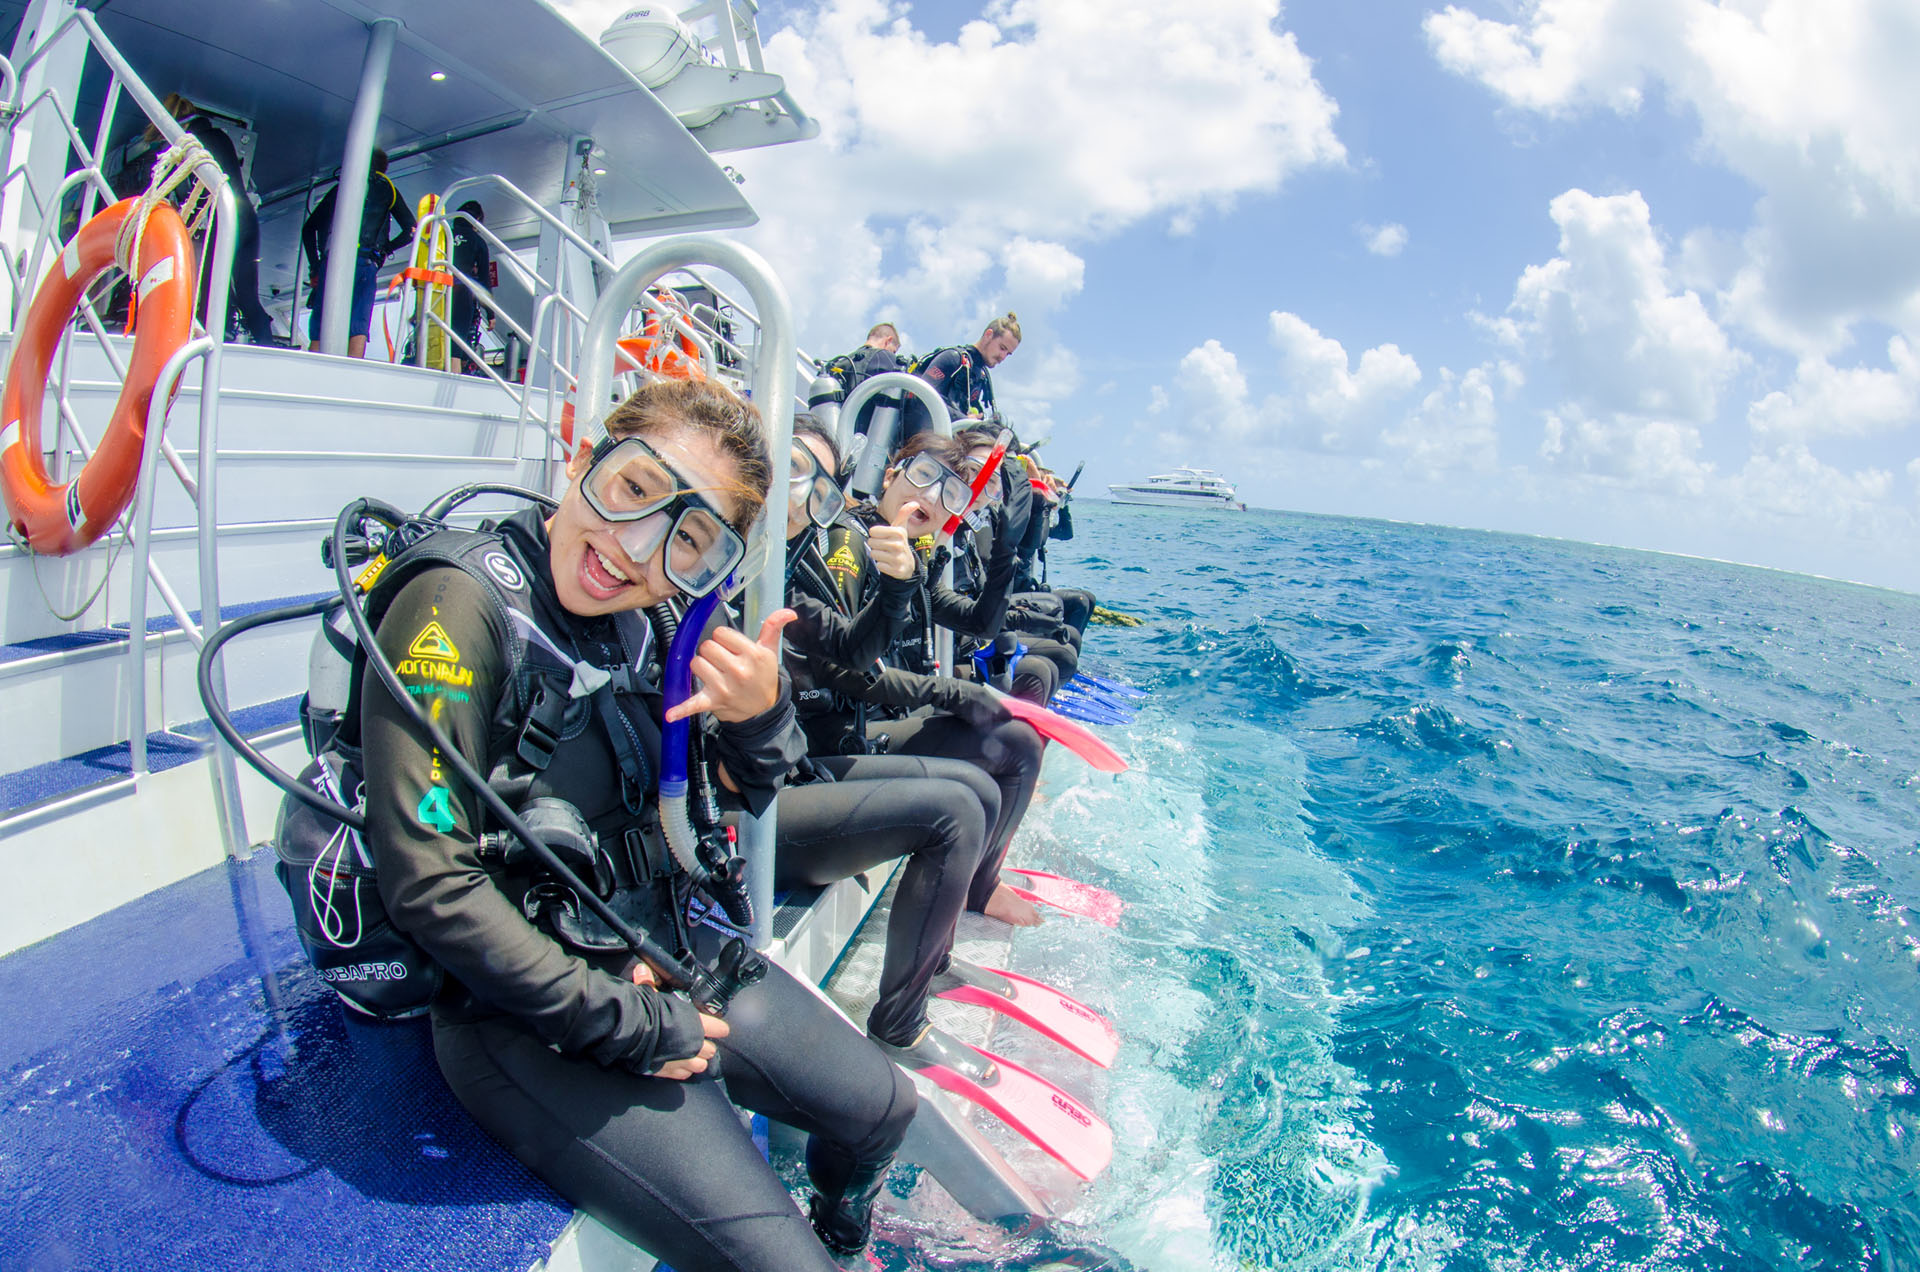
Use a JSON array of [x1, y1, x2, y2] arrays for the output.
[[61, 0, 754, 244]]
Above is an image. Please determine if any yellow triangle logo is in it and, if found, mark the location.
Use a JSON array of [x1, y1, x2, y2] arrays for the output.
[[408, 621, 460, 663]]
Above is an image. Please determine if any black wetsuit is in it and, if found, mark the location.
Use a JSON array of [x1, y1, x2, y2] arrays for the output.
[[776, 524, 1003, 1045], [450, 215, 492, 359], [792, 512, 1044, 913], [358, 508, 913, 1272], [180, 114, 277, 345]]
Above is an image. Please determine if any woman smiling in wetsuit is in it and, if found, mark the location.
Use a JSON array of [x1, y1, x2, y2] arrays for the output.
[[358, 380, 914, 1269]]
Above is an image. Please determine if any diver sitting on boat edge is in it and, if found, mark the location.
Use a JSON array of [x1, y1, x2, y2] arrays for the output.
[[795, 429, 1047, 928], [897, 312, 1022, 440], [339, 379, 912, 1269], [777, 420, 1035, 1056]]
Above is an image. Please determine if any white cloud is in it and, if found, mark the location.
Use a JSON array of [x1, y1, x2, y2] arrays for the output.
[[1268, 312, 1422, 447], [1727, 443, 1894, 521], [1360, 222, 1409, 257], [1496, 189, 1739, 424], [1747, 337, 1920, 442], [713, 0, 1343, 339], [1383, 364, 1502, 474], [1000, 238, 1087, 314], [1177, 339, 1251, 423], [555, 0, 1346, 432], [1426, 0, 1920, 355], [1168, 316, 1422, 451], [1539, 411, 1715, 495]]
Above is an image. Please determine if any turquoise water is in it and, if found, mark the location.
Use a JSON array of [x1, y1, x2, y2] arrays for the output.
[[880, 503, 1920, 1270]]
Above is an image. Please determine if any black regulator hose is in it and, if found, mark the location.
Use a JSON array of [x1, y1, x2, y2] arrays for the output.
[[326, 498, 733, 1004], [196, 593, 364, 830]]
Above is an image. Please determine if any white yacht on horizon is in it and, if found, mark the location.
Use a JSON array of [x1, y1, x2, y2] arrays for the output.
[[1107, 466, 1246, 511]]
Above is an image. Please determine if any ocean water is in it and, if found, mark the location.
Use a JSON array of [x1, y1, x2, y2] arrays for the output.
[[883, 503, 1920, 1271]]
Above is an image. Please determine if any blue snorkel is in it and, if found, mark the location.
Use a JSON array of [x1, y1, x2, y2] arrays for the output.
[[659, 589, 722, 803], [657, 582, 758, 931]]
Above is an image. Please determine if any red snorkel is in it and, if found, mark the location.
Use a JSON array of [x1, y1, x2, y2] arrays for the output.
[[938, 427, 1013, 546]]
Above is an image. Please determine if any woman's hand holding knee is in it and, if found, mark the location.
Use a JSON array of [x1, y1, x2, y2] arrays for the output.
[[630, 961, 732, 1081]]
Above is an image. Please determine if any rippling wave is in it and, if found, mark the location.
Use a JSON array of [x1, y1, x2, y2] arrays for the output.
[[999, 504, 1920, 1270]]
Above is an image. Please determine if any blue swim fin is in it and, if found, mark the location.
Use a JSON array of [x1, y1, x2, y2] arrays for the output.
[[1068, 670, 1148, 699]]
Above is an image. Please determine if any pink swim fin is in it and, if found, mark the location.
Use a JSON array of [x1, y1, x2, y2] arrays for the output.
[[1003, 868, 1124, 928], [934, 957, 1120, 1068], [992, 692, 1128, 773], [877, 1027, 1112, 1180]]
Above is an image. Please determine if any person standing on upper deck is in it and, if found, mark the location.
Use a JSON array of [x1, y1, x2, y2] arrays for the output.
[[300, 148, 416, 359], [449, 200, 494, 376]]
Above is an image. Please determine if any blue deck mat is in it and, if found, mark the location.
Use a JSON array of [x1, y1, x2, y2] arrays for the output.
[[0, 846, 571, 1271], [0, 695, 308, 815]]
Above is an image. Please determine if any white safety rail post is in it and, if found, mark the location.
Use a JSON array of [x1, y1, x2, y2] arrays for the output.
[[0, 8, 249, 846], [577, 236, 794, 949]]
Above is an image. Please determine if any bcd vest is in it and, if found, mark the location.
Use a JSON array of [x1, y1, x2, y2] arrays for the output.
[[277, 521, 697, 1019]]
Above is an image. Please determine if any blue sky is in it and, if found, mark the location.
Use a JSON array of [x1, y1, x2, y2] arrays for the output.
[[558, 0, 1920, 592]]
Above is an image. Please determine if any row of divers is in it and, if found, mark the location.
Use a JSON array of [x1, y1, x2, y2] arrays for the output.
[[208, 372, 1140, 1270]]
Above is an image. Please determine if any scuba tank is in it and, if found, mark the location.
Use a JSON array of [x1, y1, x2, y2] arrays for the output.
[[849, 396, 900, 501], [807, 370, 843, 440]]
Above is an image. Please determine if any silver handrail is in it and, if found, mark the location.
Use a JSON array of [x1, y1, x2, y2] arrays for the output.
[[577, 236, 796, 948], [835, 371, 952, 457], [0, 10, 245, 818], [127, 335, 214, 774]]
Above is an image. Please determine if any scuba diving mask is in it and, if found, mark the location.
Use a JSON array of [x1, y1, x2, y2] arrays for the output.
[[790, 441, 848, 530], [899, 451, 975, 517], [580, 435, 747, 598]]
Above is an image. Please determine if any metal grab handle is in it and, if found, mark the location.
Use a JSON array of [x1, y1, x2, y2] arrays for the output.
[[576, 235, 796, 948]]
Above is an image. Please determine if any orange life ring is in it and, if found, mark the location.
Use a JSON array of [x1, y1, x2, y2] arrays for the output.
[[0, 198, 196, 554], [617, 334, 707, 383]]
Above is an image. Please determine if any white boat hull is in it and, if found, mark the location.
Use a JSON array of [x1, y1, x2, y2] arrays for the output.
[[1107, 486, 1243, 509]]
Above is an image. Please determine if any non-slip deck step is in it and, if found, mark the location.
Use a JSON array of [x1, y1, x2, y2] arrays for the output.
[[0, 694, 303, 819]]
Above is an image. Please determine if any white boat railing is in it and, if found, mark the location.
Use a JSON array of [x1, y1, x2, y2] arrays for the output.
[[0, 7, 245, 820]]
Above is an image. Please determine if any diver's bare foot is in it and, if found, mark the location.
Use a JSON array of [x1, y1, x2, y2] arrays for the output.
[[984, 882, 1043, 926]]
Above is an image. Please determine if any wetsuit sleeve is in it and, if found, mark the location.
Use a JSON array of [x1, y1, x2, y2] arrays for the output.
[[808, 659, 1007, 725], [928, 506, 1016, 638], [792, 534, 915, 668], [361, 568, 705, 1072], [707, 666, 806, 816], [301, 189, 334, 276]]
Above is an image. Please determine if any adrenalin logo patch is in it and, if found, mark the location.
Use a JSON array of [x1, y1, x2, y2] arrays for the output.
[[64, 484, 83, 530], [825, 543, 859, 578], [408, 621, 459, 662]]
